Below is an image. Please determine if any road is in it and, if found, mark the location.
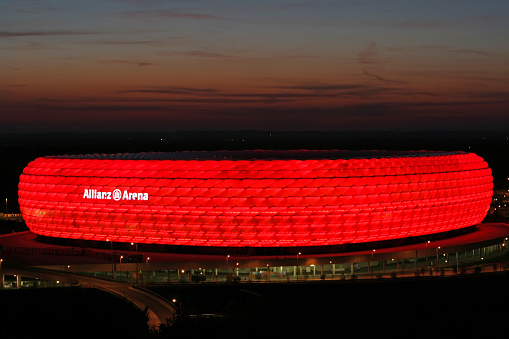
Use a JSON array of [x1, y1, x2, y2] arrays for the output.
[[1, 267, 176, 329]]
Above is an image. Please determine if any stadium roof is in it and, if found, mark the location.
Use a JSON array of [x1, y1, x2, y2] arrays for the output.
[[47, 150, 466, 161]]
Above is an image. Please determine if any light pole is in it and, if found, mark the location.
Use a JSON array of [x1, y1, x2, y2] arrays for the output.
[[107, 239, 114, 276], [145, 257, 151, 283], [500, 243, 506, 270], [371, 249, 376, 278], [436, 246, 440, 276], [425, 240, 430, 268], [296, 252, 301, 281], [226, 254, 230, 281], [131, 242, 139, 283], [172, 298, 182, 316], [5, 198, 7, 214]]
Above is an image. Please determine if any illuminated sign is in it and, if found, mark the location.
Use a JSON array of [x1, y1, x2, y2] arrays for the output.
[[83, 189, 149, 201]]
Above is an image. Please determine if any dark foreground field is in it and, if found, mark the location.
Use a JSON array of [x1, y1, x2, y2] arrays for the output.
[[0, 287, 150, 337], [1, 272, 508, 338], [151, 273, 509, 337]]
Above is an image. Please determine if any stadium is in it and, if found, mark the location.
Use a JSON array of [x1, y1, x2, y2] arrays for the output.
[[18, 150, 494, 254]]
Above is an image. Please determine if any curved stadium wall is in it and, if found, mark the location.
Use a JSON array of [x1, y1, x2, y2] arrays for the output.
[[18, 150, 493, 248]]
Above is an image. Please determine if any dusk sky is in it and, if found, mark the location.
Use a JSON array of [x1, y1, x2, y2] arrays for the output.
[[1, 0, 509, 133]]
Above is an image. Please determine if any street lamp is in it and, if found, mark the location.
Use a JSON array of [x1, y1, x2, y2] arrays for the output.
[[500, 243, 506, 270], [226, 254, 231, 281], [436, 246, 441, 276], [107, 239, 114, 275], [66, 265, 71, 286], [425, 240, 430, 268], [371, 249, 376, 278], [5, 198, 7, 214], [131, 242, 139, 283], [172, 298, 182, 315], [296, 252, 301, 281]]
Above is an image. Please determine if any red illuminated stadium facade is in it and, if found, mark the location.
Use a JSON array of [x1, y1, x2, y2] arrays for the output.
[[18, 150, 493, 250]]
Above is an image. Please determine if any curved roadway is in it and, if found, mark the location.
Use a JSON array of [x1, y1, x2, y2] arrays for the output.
[[2, 267, 176, 329]]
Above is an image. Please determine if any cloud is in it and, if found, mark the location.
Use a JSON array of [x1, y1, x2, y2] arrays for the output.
[[111, 9, 219, 20], [77, 39, 165, 46], [0, 30, 95, 37], [362, 71, 405, 85], [115, 81, 396, 105], [387, 45, 493, 57], [117, 87, 220, 95], [280, 83, 367, 92], [1, 83, 27, 87], [4, 89, 509, 133], [99, 59, 154, 66], [179, 49, 244, 60], [363, 19, 454, 29], [450, 49, 493, 56], [357, 40, 379, 64], [157, 10, 218, 20]]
